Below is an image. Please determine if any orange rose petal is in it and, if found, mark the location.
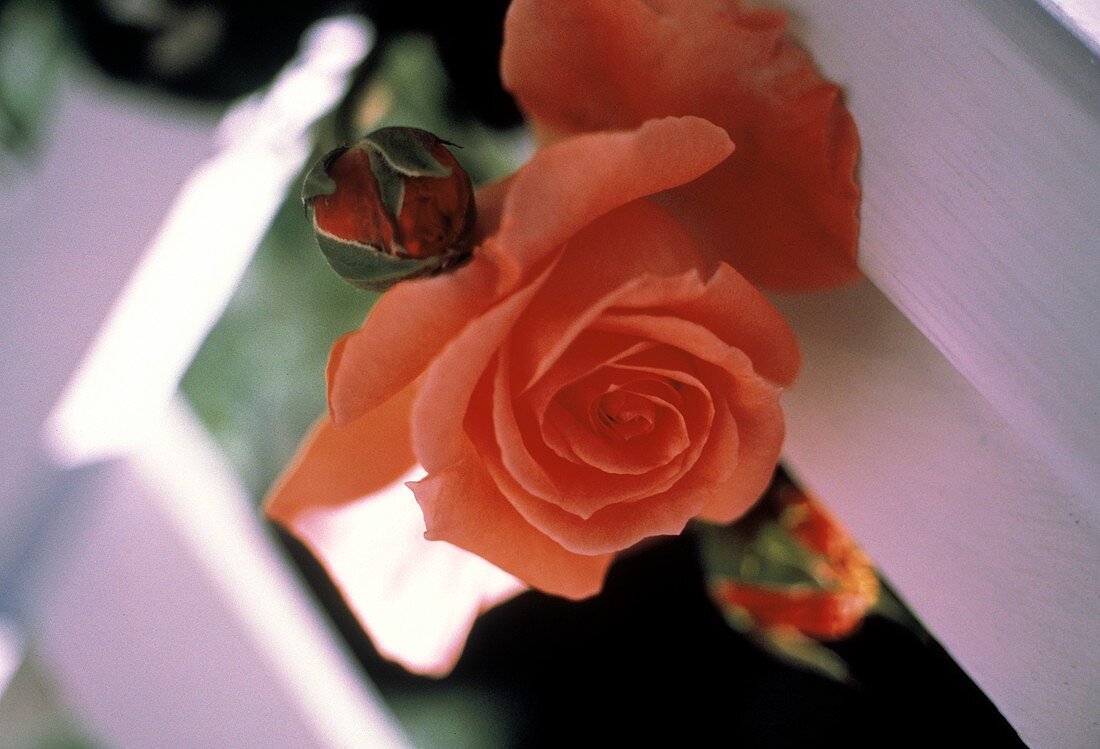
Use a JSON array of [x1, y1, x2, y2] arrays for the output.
[[508, 200, 708, 390], [328, 256, 499, 426], [483, 117, 734, 288], [412, 254, 561, 474], [329, 117, 732, 428], [666, 263, 801, 388], [792, 499, 851, 558], [409, 455, 615, 600], [602, 264, 799, 390], [592, 312, 771, 386], [490, 346, 560, 497], [714, 582, 868, 640], [593, 327, 781, 522], [515, 257, 798, 398], [485, 447, 711, 555], [521, 332, 657, 414], [542, 379, 690, 475], [515, 272, 702, 393], [659, 100, 861, 290], [697, 371, 786, 523], [521, 335, 699, 484], [553, 370, 691, 469], [502, 0, 860, 290], [542, 403, 681, 476], [483, 358, 742, 553], [606, 360, 748, 506], [496, 355, 716, 515], [264, 380, 419, 524], [512, 368, 694, 495]]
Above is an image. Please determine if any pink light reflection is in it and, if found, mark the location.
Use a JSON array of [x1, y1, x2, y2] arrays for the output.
[[293, 466, 526, 677]]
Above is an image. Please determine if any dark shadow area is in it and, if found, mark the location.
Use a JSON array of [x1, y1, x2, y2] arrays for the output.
[[276, 526, 1026, 748]]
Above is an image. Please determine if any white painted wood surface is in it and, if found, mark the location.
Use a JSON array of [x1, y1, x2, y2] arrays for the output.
[[777, 283, 1099, 749], [30, 399, 410, 749], [773, 2, 1100, 747], [1039, 0, 1100, 53], [779, 0, 1100, 525], [46, 16, 373, 467], [0, 16, 412, 748], [0, 80, 214, 585]]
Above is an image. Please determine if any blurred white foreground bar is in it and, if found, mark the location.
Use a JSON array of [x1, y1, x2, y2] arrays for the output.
[[777, 2, 1100, 747], [45, 15, 374, 466], [32, 399, 410, 748], [1, 14, 411, 749]]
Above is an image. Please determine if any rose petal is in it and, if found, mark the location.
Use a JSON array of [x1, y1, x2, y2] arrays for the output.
[[520, 332, 695, 473], [665, 263, 801, 387], [329, 116, 733, 427], [327, 257, 499, 426], [482, 116, 734, 288], [412, 253, 561, 474], [608, 355, 748, 500], [508, 199, 707, 390], [696, 369, 786, 523], [479, 352, 744, 554], [502, 0, 860, 290], [592, 312, 781, 387], [265, 380, 420, 523], [598, 337, 776, 518], [494, 352, 716, 517], [714, 581, 870, 640], [515, 256, 799, 394], [483, 441, 716, 555], [543, 378, 690, 475], [289, 467, 525, 676], [410, 452, 615, 600], [524, 330, 659, 409]]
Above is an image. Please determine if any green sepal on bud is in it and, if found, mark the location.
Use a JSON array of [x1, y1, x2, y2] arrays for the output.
[[303, 127, 476, 292]]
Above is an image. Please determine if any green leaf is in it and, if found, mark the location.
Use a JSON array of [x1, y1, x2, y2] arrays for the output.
[[871, 582, 931, 643], [368, 149, 406, 218], [0, 0, 67, 157], [364, 126, 452, 177], [182, 194, 378, 503], [698, 517, 825, 590], [314, 228, 441, 292], [301, 147, 344, 203], [758, 631, 851, 682]]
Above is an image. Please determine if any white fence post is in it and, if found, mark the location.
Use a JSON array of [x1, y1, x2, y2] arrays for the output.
[[1, 14, 413, 747], [771, 2, 1100, 745], [29, 400, 411, 749]]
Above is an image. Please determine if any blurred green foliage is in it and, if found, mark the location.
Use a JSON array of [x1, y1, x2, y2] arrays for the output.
[[387, 688, 516, 749], [180, 195, 372, 501], [0, 0, 67, 164], [699, 511, 825, 590], [362, 35, 527, 185], [0, 649, 103, 749]]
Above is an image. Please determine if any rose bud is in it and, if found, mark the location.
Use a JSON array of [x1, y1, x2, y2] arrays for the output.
[[303, 127, 476, 292], [703, 475, 879, 642]]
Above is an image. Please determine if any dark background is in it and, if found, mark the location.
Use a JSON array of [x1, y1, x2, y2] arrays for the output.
[[282, 528, 1027, 749]]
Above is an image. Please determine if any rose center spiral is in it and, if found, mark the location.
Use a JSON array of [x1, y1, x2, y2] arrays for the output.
[[590, 389, 656, 442]]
